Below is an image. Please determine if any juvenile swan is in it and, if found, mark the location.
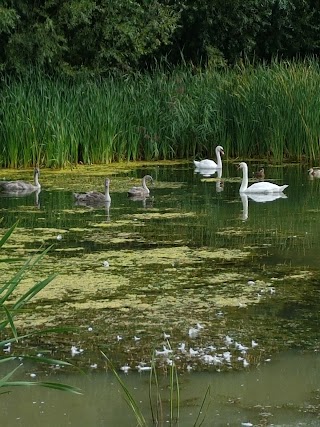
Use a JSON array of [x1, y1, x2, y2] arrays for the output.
[[253, 168, 265, 180], [238, 162, 288, 194], [128, 175, 153, 198], [74, 178, 111, 204], [0, 168, 41, 192], [193, 145, 224, 169]]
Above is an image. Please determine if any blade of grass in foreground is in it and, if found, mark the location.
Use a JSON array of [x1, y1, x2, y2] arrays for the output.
[[2, 305, 18, 341], [0, 223, 82, 397], [193, 385, 211, 427], [0, 222, 18, 249], [0, 360, 82, 394], [149, 356, 162, 425], [0, 379, 82, 394], [101, 351, 147, 427]]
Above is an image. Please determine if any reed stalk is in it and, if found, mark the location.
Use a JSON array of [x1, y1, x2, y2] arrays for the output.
[[1, 60, 320, 167]]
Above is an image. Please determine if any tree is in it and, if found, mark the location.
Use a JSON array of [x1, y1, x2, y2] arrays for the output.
[[1, 0, 179, 75]]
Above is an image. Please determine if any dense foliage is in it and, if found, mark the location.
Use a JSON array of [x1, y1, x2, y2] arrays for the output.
[[1, 0, 320, 75], [1, 61, 320, 167], [1, 1, 320, 164]]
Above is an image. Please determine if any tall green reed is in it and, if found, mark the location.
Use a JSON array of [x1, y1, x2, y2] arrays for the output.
[[1, 59, 320, 167], [103, 348, 210, 426]]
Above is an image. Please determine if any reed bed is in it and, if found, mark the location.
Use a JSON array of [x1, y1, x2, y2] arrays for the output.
[[1, 60, 320, 168]]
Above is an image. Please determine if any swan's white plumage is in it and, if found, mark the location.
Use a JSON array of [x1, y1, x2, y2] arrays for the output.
[[238, 162, 288, 194], [308, 168, 320, 178], [194, 145, 224, 169]]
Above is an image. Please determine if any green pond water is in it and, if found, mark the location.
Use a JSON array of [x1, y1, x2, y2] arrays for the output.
[[0, 161, 319, 426]]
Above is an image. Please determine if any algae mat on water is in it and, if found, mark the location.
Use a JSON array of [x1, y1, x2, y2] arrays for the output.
[[1, 226, 316, 374], [0, 164, 319, 374]]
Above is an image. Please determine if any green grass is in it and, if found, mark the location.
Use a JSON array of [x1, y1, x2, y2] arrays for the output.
[[1, 59, 320, 167]]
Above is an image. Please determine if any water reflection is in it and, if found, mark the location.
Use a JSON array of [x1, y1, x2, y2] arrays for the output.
[[0, 350, 319, 427], [0, 163, 320, 424], [194, 167, 219, 177], [240, 193, 288, 221], [0, 188, 41, 208], [194, 168, 224, 192], [127, 195, 154, 208]]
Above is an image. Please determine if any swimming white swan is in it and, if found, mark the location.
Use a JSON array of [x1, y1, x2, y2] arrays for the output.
[[246, 193, 287, 203], [193, 145, 224, 169], [74, 178, 111, 204], [0, 168, 41, 192], [128, 175, 153, 198], [308, 168, 320, 178], [238, 162, 288, 194]]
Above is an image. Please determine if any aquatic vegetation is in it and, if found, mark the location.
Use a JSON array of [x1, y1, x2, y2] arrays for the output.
[[1, 62, 320, 167], [0, 222, 81, 394], [104, 351, 210, 427], [0, 163, 319, 381]]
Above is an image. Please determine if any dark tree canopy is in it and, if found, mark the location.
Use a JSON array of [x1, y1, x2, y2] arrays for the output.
[[1, 0, 320, 75]]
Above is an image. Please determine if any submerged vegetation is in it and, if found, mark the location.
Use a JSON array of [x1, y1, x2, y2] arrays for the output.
[[1, 60, 320, 168], [0, 164, 319, 377], [0, 162, 319, 423]]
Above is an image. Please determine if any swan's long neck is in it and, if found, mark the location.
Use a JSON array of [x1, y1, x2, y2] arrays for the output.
[[142, 177, 150, 193], [239, 164, 249, 193], [34, 170, 41, 189], [215, 148, 222, 168], [105, 181, 111, 202]]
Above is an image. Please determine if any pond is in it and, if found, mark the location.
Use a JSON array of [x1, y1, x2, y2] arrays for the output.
[[0, 161, 319, 426]]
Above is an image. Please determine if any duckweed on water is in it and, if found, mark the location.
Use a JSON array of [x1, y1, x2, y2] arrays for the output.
[[1, 164, 320, 375]]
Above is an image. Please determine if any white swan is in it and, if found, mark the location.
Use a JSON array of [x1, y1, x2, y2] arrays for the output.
[[0, 168, 41, 192], [128, 175, 153, 198], [246, 193, 287, 203], [193, 145, 224, 169], [74, 178, 111, 204], [238, 162, 288, 194], [308, 168, 320, 178]]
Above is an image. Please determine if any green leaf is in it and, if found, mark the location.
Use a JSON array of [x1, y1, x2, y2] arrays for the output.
[[0, 222, 18, 250], [2, 305, 18, 341]]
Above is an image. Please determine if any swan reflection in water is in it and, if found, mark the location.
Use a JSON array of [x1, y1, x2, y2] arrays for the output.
[[128, 195, 154, 208], [194, 167, 224, 192], [240, 193, 288, 221], [75, 198, 111, 221], [0, 188, 41, 209]]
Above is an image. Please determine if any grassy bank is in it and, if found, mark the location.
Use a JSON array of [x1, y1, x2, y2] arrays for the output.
[[1, 60, 320, 168]]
